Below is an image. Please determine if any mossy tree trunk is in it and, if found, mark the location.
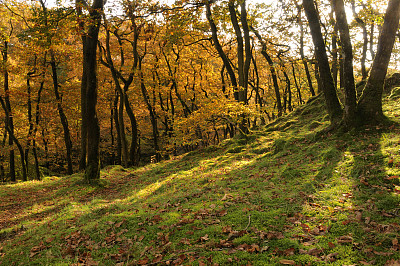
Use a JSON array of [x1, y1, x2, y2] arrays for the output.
[[357, 0, 400, 124]]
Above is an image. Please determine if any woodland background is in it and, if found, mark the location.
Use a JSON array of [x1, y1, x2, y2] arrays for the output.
[[1, 0, 399, 182]]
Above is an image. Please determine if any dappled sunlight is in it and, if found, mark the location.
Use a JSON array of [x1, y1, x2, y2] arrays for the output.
[[124, 152, 261, 204]]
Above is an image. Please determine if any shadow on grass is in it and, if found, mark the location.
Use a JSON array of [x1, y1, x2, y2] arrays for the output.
[[2, 120, 400, 265]]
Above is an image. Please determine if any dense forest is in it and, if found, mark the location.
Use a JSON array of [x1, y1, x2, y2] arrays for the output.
[[1, 0, 400, 183]]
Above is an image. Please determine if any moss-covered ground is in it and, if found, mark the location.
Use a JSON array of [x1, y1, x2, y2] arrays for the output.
[[1, 95, 400, 265]]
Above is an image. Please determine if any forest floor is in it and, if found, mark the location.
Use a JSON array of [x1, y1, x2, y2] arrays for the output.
[[2, 96, 400, 265]]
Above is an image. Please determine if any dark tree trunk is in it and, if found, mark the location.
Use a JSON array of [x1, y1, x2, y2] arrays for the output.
[[83, 0, 104, 182], [77, 0, 87, 171], [50, 54, 73, 175], [303, 0, 342, 123], [333, 0, 357, 126], [113, 92, 122, 165], [295, 2, 316, 96], [0, 96, 27, 182], [2, 40, 16, 182], [140, 64, 160, 161], [205, 1, 238, 100], [370, 20, 375, 59], [330, 9, 339, 88], [351, 0, 369, 80], [358, 0, 400, 124], [240, 0, 251, 105], [252, 28, 282, 117], [292, 62, 303, 105]]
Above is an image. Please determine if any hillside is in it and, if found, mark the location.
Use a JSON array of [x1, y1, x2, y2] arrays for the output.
[[1, 96, 400, 265]]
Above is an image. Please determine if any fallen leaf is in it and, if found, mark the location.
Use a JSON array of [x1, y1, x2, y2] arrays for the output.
[[337, 235, 353, 243], [355, 211, 362, 222], [221, 194, 233, 201], [200, 234, 209, 242], [279, 259, 296, 265], [308, 248, 322, 256], [385, 259, 400, 266], [374, 251, 393, 256]]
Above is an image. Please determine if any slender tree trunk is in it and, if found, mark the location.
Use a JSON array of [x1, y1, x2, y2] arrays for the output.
[[50, 53, 73, 175], [292, 62, 303, 105], [0, 96, 27, 181], [140, 66, 160, 161], [351, 0, 368, 80], [252, 28, 282, 117], [370, 20, 375, 59], [295, 2, 316, 96], [240, 0, 251, 105], [113, 92, 122, 165], [330, 8, 339, 88], [333, 0, 357, 126], [2, 40, 15, 182], [303, 0, 343, 123], [205, 1, 238, 100]]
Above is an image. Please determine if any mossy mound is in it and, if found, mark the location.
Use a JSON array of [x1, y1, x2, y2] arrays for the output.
[[389, 87, 400, 99]]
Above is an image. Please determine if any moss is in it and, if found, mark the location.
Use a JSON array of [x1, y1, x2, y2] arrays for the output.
[[389, 87, 400, 99]]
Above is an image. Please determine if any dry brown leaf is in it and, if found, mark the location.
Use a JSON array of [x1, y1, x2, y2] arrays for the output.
[[279, 259, 296, 265], [385, 259, 400, 266], [355, 211, 362, 222], [337, 235, 353, 243]]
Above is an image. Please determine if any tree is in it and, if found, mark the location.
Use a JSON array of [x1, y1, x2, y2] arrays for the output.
[[357, 0, 400, 123], [303, 0, 343, 124], [303, 0, 400, 127], [77, 0, 104, 182]]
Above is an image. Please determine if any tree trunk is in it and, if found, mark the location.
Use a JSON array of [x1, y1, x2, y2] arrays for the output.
[[295, 2, 316, 96], [205, 1, 238, 100], [83, 0, 104, 182], [50, 53, 73, 175], [292, 62, 303, 105], [333, 0, 357, 126], [303, 0, 342, 123], [358, 0, 400, 124], [252, 28, 282, 117], [2, 40, 16, 182], [113, 92, 122, 165], [140, 67, 160, 161], [351, 0, 369, 80], [77, 0, 87, 171], [0, 96, 27, 181]]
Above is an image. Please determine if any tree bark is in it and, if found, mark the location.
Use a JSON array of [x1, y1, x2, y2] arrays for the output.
[[2, 40, 16, 182], [50, 53, 73, 175], [303, 0, 342, 123], [252, 28, 283, 117], [83, 0, 104, 182], [332, 0, 357, 126], [358, 0, 400, 123], [351, 0, 369, 80], [295, 2, 316, 96], [205, 1, 238, 100]]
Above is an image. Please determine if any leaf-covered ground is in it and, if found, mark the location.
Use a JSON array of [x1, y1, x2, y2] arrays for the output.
[[1, 96, 400, 265]]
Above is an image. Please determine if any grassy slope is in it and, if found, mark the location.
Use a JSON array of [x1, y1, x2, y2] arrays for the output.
[[1, 96, 400, 265]]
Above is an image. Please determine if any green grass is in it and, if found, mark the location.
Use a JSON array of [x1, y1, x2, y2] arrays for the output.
[[2, 95, 400, 265]]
